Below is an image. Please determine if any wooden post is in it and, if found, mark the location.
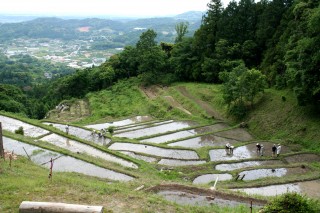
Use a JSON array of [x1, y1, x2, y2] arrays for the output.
[[0, 122, 4, 159], [19, 201, 104, 213], [48, 158, 53, 181]]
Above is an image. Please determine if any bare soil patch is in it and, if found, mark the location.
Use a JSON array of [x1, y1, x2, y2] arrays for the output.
[[177, 86, 224, 120]]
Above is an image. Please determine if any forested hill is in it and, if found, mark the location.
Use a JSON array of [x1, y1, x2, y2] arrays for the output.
[[0, 12, 202, 43], [0, 0, 319, 120]]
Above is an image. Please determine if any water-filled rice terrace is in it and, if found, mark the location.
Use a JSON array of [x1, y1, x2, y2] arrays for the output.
[[2, 114, 320, 207]]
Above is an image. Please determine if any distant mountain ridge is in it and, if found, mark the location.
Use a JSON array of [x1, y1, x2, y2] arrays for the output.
[[0, 11, 202, 43]]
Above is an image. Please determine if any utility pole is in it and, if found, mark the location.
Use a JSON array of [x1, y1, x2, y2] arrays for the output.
[[0, 122, 4, 158]]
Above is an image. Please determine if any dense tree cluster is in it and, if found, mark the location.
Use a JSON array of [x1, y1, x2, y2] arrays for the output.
[[1, 0, 318, 119]]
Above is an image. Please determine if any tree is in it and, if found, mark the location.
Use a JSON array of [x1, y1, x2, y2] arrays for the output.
[[175, 22, 189, 43], [136, 29, 157, 52], [219, 61, 267, 118]]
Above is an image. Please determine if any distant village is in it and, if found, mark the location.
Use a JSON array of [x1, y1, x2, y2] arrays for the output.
[[0, 37, 122, 69]]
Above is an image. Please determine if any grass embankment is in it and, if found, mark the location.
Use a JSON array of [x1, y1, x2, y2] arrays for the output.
[[174, 83, 320, 152], [0, 157, 261, 213]]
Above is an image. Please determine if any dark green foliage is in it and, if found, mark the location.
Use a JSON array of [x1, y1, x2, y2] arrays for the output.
[[261, 192, 320, 213], [14, 126, 24, 135], [107, 126, 114, 134], [219, 61, 267, 118], [175, 22, 189, 43]]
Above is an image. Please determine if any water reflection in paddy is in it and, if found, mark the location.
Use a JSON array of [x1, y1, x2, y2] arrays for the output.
[[168, 135, 239, 148], [39, 133, 138, 168], [114, 121, 197, 139], [215, 160, 282, 171], [3, 137, 134, 181], [0, 115, 49, 137], [158, 159, 206, 166], [193, 174, 233, 184], [85, 115, 153, 130], [158, 190, 261, 207], [239, 168, 287, 180], [233, 180, 320, 198], [141, 123, 230, 144], [114, 120, 173, 134], [109, 143, 199, 159], [209, 146, 253, 161], [44, 122, 111, 146], [232, 184, 301, 197], [119, 151, 157, 163]]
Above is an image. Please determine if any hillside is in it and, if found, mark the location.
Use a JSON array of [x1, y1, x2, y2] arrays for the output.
[[1, 79, 320, 212]]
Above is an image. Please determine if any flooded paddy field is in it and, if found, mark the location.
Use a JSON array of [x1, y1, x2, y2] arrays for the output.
[[44, 122, 111, 145], [193, 174, 233, 184], [209, 142, 292, 162], [114, 120, 173, 134], [3, 137, 134, 181], [168, 134, 239, 148], [232, 180, 320, 198], [0, 115, 49, 137], [238, 167, 309, 181], [215, 160, 283, 171], [119, 151, 158, 163], [39, 133, 138, 169], [158, 159, 206, 166], [141, 123, 232, 144], [114, 121, 198, 139], [109, 142, 199, 159], [209, 146, 253, 162], [150, 184, 266, 208], [85, 115, 153, 130]]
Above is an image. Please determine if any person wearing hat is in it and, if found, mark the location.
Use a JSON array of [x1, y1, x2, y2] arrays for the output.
[[276, 144, 282, 157], [256, 143, 261, 154]]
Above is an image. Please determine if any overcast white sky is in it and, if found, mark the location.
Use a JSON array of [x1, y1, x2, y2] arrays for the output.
[[0, 0, 233, 17]]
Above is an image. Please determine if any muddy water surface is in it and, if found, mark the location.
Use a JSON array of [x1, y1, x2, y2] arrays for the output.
[[239, 168, 287, 180], [114, 121, 197, 139], [215, 160, 282, 171], [109, 143, 199, 159], [0, 115, 49, 137], [3, 137, 134, 181], [193, 174, 233, 184], [168, 135, 239, 148], [233, 180, 320, 198], [44, 122, 111, 145], [39, 134, 138, 168], [158, 190, 262, 207], [158, 159, 206, 166], [85, 116, 153, 129], [114, 120, 173, 134], [209, 146, 253, 161], [119, 151, 157, 163]]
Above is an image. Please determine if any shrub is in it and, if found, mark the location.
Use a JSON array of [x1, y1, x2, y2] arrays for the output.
[[261, 192, 320, 213], [15, 126, 24, 135], [107, 126, 114, 134]]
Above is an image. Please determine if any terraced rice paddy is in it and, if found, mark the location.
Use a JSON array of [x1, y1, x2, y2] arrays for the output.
[[3, 137, 134, 181], [2, 113, 319, 208]]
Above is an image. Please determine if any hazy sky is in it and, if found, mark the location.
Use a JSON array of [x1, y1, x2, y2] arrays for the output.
[[0, 0, 233, 17]]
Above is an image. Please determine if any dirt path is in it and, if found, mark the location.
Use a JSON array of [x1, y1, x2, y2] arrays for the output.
[[140, 86, 192, 115], [177, 86, 223, 120]]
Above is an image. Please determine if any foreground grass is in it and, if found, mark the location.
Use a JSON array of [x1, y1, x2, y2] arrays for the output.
[[0, 157, 261, 213]]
